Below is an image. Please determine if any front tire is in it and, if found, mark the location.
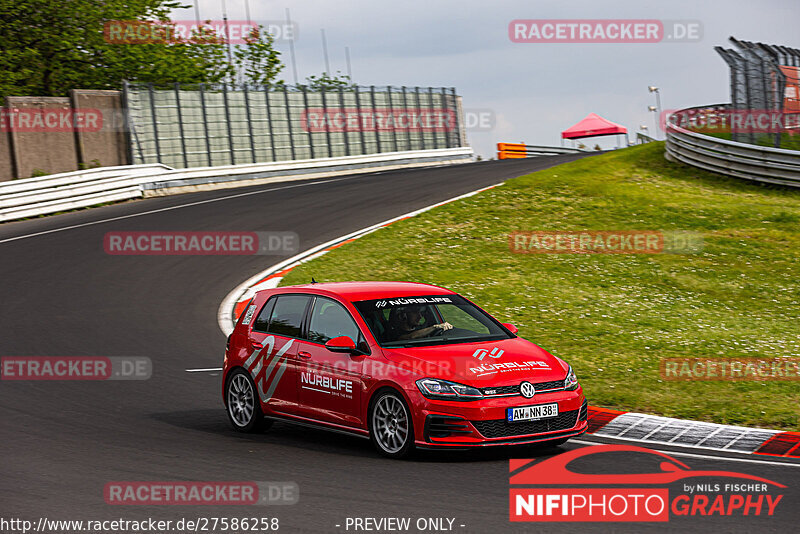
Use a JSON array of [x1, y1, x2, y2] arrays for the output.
[[369, 389, 415, 459], [225, 368, 272, 433]]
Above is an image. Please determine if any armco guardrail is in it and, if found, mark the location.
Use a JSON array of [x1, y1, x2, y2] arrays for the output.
[[140, 147, 472, 197], [0, 147, 472, 222], [497, 143, 583, 159], [665, 106, 800, 188], [0, 164, 173, 222]]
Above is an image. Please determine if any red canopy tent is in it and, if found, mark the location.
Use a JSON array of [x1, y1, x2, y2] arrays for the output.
[[561, 113, 628, 148]]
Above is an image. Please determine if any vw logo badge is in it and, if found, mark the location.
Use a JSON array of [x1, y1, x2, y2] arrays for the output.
[[520, 381, 535, 398]]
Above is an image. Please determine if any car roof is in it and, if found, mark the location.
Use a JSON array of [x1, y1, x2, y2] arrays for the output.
[[270, 281, 455, 302]]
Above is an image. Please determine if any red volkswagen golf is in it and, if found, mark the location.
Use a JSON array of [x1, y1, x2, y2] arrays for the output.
[[222, 281, 587, 458]]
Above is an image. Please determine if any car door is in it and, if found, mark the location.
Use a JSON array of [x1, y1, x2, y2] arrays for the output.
[[295, 296, 366, 427], [246, 294, 312, 416]]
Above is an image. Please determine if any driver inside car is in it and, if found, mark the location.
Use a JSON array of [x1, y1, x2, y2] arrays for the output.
[[388, 305, 453, 340]]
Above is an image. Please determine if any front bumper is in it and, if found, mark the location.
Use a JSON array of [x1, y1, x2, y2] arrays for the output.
[[411, 388, 588, 448]]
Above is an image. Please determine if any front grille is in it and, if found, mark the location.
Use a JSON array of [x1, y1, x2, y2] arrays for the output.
[[579, 400, 588, 421], [471, 409, 578, 438], [481, 384, 519, 395], [480, 379, 565, 397]]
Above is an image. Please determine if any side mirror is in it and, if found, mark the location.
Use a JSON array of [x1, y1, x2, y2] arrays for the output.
[[502, 323, 519, 335], [325, 336, 357, 354]]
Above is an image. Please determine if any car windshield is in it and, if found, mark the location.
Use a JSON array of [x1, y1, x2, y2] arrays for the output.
[[353, 294, 513, 347]]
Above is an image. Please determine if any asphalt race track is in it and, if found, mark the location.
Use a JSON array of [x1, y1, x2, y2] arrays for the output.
[[1, 155, 798, 533]]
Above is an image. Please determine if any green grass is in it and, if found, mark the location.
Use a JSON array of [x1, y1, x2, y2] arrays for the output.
[[282, 143, 800, 430]]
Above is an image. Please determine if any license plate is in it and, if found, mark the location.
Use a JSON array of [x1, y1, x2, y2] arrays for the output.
[[507, 403, 559, 422]]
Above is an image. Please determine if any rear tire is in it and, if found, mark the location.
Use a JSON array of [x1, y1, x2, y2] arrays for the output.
[[225, 368, 272, 433], [369, 389, 415, 459]]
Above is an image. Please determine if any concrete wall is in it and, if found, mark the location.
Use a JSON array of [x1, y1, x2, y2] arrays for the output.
[[6, 96, 79, 180], [0, 128, 13, 182], [71, 90, 128, 169], [0, 91, 129, 182]]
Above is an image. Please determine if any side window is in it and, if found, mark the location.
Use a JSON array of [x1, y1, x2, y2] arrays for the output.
[[267, 295, 311, 338], [308, 297, 360, 344], [252, 297, 276, 332]]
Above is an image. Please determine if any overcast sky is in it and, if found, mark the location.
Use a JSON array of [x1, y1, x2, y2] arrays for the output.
[[181, 0, 800, 158]]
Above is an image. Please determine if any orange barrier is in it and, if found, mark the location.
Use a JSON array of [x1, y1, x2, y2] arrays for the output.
[[497, 142, 582, 159], [497, 142, 528, 159]]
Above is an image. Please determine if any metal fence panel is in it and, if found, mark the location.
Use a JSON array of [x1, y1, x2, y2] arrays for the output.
[[124, 83, 467, 168]]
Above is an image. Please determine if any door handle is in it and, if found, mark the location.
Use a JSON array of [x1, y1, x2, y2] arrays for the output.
[[297, 351, 312, 359], [250, 341, 263, 349]]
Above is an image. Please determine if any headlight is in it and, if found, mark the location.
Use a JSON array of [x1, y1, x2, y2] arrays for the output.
[[564, 366, 579, 391], [416, 378, 483, 400]]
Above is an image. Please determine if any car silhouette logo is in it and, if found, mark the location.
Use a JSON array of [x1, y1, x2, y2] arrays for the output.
[[520, 381, 535, 398], [509, 444, 787, 487]]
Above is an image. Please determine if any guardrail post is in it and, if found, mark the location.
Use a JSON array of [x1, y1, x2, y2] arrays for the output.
[[439, 88, 451, 148], [301, 85, 315, 159], [354, 86, 366, 155], [401, 86, 411, 150], [450, 88, 462, 148], [429, 87, 439, 150], [387, 86, 398, 152], [370, 86, 381, 154], [222, 84, 236, 165], [199, 84, 213, 166], [243, 85, 257, 164], [283, 85, 296, 160], [321, 89, 332, 158], [339, 86, 350, 156], [121, 80, 136, 165], [173, 83, 189, 168], [148, 83, 162, 164], [414, 87, 425, 150], [264, 86, 277, 162]]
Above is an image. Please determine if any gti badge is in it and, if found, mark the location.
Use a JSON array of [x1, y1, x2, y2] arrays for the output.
[[472, 347, 504, 360], [520, 381, 536, 398]]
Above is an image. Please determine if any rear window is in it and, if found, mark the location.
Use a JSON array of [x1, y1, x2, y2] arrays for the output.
[[252, 297, 276, 332], [263, 295, 311, 338]]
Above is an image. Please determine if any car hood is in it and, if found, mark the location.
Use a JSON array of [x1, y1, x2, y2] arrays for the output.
[[380, 337, 568, 387]]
